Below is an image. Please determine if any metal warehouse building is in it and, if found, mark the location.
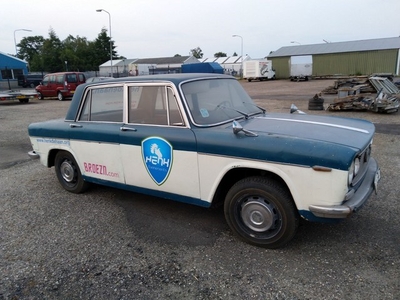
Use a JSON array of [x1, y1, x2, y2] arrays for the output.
[[267, 37, 400, 79]]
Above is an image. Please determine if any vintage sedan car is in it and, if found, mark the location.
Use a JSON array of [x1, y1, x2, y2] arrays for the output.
[[28, 74, 380, 248]]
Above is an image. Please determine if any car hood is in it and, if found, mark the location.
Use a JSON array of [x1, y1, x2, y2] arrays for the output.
[[194, 113, 375, 171], [246, 113, 375, 150]]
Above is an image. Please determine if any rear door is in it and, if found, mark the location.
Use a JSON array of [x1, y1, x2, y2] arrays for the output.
[[69, 84, 126, 184]]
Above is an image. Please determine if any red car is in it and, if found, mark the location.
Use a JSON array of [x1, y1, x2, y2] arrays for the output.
[[36, 72, 86, 101]]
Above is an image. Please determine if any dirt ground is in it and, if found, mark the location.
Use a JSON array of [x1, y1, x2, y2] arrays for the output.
[[241, 78, 400, 126]]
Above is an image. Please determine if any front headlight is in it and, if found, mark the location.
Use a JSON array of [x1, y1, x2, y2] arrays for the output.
[[348, 161, 355, 186], [354, 157, 360, 176]]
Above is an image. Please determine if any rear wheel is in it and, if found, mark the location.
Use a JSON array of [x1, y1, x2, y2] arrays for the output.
[[57, 92, 64, 101], [55, 151, 88, 193], [224, 176, 299, 248], [37, 92, 43, 100]]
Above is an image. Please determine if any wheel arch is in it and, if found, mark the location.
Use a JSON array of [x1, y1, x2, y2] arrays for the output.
[[211, 167, 294, 208]]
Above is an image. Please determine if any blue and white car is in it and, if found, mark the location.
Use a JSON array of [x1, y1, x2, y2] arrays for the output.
[[28, 74, 380, 248]]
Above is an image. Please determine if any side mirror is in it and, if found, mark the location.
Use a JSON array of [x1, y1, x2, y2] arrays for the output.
[[290, 104, 306, 114], [232, 120, 258, 137]]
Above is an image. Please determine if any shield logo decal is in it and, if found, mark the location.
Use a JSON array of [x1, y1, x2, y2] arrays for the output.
[[142, 137, 173, 185]]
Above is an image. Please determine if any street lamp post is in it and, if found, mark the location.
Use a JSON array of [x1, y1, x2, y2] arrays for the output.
[[96, 9, 113, 77], [232, 35, 243, 78], [14, 29, 32, 55]]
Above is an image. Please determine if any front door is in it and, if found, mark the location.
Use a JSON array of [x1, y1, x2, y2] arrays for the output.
[[119, 84, 201, 204]]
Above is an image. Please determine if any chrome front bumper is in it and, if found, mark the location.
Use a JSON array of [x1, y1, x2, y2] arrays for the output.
[[309, 158, 380, 219]]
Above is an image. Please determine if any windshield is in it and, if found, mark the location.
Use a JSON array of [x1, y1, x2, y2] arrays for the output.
[[181, 78, 262, 126]]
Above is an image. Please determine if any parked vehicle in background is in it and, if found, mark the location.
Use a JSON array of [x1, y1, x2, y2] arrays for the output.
[[181, 62, 224, 74], [243, 59, 276, 82], [27, 74, 380, 249], [35, 72, 86, 101], [17, 74, 43, 88], [86, 76, 113, 83], [290, 55, 313, 81], [0, 90, 38, 103]]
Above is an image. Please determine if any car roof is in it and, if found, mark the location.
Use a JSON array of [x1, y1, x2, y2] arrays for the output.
[[66, 73, 234, 121], [89, 73, 233, 85]]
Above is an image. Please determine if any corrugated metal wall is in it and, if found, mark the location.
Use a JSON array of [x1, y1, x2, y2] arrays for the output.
[[269, 57, 290, 79], [269, 49, 399, 79], [313, 49, 398, 76]]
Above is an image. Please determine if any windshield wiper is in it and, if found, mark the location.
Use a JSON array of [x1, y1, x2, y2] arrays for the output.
[[242, 102, 266, 114], [217, 104, 250, 119]]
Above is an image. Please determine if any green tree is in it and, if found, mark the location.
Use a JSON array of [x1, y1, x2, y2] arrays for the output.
[[41, 27, 64, 72], [214, 52, 227, 58], [17, 36, 44, 62], [16, 27, 121, 72], [190, 47, 203, 59], [93, 28, 117, 66], [232, 51, 238, 56]]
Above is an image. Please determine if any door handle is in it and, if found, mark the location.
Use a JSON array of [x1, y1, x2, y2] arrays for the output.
[[120, 126, 137, 132], [70, 124, 83, 128]]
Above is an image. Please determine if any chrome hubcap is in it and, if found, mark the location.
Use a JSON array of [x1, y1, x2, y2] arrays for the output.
[[60, 160, 75, 183], [241, 197, 277, 232]]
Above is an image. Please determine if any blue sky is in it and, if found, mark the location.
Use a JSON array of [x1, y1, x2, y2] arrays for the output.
[[2, 0, 400, 60]]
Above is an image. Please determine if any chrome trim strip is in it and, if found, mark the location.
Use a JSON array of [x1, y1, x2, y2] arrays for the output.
[[259, 117, 369, 134]]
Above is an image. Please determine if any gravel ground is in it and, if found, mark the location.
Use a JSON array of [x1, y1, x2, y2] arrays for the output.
[[1, 80, 399, 299]]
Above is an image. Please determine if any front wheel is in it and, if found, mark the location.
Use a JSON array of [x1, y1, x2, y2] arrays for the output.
[[55, 151, 89, 193], [224, 176, 299, 249]]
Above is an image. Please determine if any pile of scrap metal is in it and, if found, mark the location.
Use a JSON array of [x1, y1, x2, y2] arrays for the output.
[[321, 78, 376, 94], [326, 76, 399, 113]]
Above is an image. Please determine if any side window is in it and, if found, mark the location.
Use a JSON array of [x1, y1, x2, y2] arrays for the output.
[[78, 86, 123, 122], [42, 76, 49, 85], [56, 75, 63, 84], [50, 75, 56, 83], [128, 85, 183, 126], [78, 74, 85, 82]]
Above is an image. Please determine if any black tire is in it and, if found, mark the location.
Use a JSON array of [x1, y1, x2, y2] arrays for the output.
[[224, 176, 299, 249], [55, 151, 89, 193], [37, 92, 43, 100], [30, 83, 35, 88], [57, 92, 64, 101], [309, 98, 324, 104]]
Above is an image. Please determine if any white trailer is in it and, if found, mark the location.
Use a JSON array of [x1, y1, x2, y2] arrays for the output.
[[289, 55, 312, 81], [243, 60, 275, 82]]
